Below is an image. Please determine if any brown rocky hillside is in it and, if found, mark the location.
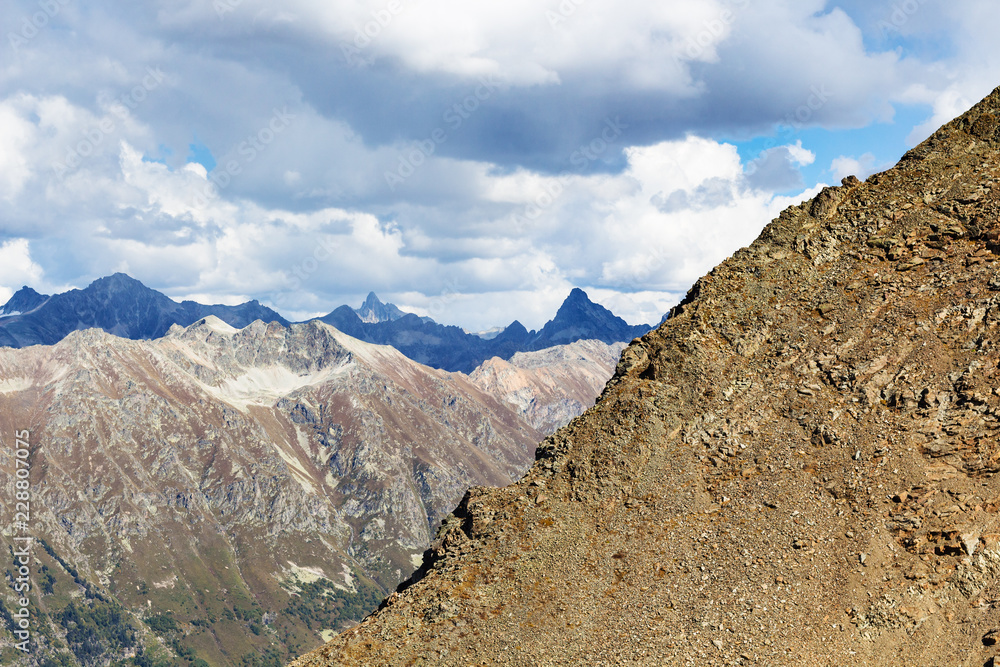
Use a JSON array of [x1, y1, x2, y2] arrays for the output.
[[290, 86, 1000, 666]]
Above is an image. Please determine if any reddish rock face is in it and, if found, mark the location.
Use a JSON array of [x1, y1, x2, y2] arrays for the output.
[[290, 86, 1000, 667]]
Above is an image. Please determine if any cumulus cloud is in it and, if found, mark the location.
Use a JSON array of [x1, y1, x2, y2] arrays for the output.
[[593, 137, 820, 294], [745, 141, 816, 192], [0, 239, 45, 304], [0, 99, 35, 200], [0, 0, 998, 330], [830, 152, 880, 183]]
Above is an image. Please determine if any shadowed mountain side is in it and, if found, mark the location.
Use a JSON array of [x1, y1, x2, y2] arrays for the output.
[[0, 273, 289, 348], [316, 290, 649, 373]]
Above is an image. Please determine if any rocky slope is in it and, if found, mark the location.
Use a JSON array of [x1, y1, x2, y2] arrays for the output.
[[468, 340, 627, 434], [0, 319, 541, 665], [0, 273, 289, 348], [290, 86, 1000, 667]]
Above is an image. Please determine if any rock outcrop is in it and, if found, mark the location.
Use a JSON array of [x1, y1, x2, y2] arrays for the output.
[[468, 339, 627, 434], [290, 86, 1000, 666], [354, 292, 410, 324]]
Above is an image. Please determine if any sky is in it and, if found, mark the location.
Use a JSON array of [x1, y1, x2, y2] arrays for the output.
[[1, 0, 999, 332]]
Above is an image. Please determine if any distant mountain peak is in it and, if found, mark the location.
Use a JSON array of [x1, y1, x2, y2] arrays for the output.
[[530, 288, 650, 350], [0, 274, 288, 348], [355, 291, 407, 324], [1, 286, 50, 317], [92, 272, 143, 287]]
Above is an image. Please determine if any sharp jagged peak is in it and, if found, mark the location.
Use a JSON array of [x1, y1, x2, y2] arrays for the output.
[[1, 285, 49, 316], [354, 291, 407, 324]]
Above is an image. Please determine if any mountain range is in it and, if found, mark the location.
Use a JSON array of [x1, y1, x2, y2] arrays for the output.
[[290, 85, 1000, 667], [0, 277, 652, 372], [0, 273, 289, 348], [0, 313, 625, 665], [318, 288, 650, 372]]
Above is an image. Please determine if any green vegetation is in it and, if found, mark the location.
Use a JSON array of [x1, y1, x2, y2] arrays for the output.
[[59, 599, 138, 665], [0, 597, 16, 633], [238, 646, 283, 667], [284, 577, 384, 633], [41, 565, 57, 595], [144, 613, 179, 634]]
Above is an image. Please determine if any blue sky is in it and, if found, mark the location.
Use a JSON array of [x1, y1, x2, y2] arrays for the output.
[[0, 0, 998, 330]]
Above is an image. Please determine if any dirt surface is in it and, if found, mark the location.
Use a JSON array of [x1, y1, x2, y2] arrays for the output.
[[290, 87, 1000, 666]]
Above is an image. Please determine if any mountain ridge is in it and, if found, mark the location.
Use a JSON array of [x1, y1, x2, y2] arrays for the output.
[[316, 289, 650, 372], [1, 279, 654, 372], [0, 272, 289, 347]]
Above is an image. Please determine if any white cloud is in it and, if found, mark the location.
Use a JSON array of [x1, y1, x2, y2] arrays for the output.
[[590, 137, 820, 294], [0, 99, 35, 200], [0, 239, 45, 303], [745, 141, 815, 192], [162, 0, 734, 89], [786, 141, 816, 167], [3, 0, 1000, 333], [830, 152, 878, 183]]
